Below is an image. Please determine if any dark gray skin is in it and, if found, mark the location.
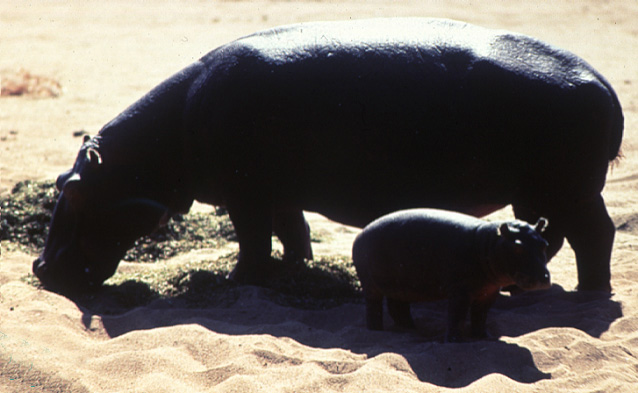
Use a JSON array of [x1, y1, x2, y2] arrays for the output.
[[32, 18, 622, 294], [352, 209, 551, 342]]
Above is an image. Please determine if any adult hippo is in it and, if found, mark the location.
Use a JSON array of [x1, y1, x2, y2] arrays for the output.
[[33, 18, 623, 294]]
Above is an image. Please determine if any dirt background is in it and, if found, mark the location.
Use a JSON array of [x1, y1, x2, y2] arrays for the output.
[[2, 1, 638, 392]]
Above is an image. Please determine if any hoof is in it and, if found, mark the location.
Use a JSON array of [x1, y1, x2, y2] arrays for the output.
[[576, 282, 612, 293], [366, 323, 384, 331], [226, 264, 266, 285], [444, 333, 465, 343], [469, 330, 494, 341]]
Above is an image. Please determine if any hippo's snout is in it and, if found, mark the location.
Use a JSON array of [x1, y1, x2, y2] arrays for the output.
[[32, 256, 64, 292], [32, 256, 97, 295]]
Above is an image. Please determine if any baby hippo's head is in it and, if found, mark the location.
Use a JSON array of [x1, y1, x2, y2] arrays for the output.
[[493, 218, 551, 291]]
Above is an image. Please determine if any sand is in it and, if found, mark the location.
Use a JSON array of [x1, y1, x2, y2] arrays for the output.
[[1, 1, 638, 392]]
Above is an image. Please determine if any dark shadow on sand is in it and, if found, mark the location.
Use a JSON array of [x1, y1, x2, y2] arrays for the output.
[[54, 266, 623, 388]]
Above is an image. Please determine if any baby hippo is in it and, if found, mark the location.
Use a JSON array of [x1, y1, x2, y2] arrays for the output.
[[352, 208, 550, 342]]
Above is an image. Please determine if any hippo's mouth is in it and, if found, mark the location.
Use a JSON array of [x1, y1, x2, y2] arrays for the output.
[[32, 257, 100, 294]]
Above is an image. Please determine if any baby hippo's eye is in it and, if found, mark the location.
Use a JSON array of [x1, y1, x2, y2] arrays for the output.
[[513, 239, 525, 254]]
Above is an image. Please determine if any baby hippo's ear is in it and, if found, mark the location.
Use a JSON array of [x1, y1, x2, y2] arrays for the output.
[[534, 218, 548, 233], [498, 223, 511, 238]]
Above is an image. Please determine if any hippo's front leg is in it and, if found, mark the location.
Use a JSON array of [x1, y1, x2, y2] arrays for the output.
[[226, 201, 273, 284]]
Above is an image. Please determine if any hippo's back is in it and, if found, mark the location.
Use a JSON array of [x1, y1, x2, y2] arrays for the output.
[[187, 18, 622, 227], [216, 17, 600, 88]]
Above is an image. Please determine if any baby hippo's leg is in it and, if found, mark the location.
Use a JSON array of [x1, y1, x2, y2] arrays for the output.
[[387, 298, 416, 329], [365, 296, 384, 330], [446, 290, 471, 343], [469, 291, 499, 339]]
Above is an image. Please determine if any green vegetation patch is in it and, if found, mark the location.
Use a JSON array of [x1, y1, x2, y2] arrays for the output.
[[7, 180, 362, 311], [261, 253, 362, 309], [0, 180, 236, 259], [27, 252, 362, 314], [122, 210, 235, 262], [1, 180, 58, 251], [100, 251, 361, 311]]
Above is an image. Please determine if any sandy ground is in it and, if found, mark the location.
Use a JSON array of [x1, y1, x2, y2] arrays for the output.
[[2, 1, 638, 392]]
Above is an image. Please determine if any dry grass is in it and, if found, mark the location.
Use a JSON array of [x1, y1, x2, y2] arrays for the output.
[[0, 69, 62, 98]]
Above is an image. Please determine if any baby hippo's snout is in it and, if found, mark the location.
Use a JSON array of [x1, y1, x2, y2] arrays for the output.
[[514, 268, 551, 291], [499, 217, 551, 292]]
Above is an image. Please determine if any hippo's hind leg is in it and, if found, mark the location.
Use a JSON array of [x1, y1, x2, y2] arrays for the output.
[[387, 298, 416, 329], [562, 194, 614, 292], [272, 208, 313, 262], [517, 194, 614, 292]]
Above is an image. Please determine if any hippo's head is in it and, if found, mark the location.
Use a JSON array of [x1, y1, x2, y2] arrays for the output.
[[32, 137, 170, 294], [492, 218, 551, 291]]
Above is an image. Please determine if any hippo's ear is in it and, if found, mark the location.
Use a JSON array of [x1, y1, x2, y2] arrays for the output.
[[83, 134, 91, 144], [534, 217, 548, 233], [86, 147, 103, 168]]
